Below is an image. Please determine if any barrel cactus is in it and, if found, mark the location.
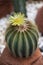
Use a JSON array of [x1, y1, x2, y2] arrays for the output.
[[5, 13, 39, 58]]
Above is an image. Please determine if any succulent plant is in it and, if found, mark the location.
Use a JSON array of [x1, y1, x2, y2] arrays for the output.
[[5, 13, 39, 58], [11, 0, 27, 17]]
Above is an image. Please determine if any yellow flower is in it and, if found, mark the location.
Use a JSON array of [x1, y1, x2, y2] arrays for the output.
[[9, 13, 25, 26]]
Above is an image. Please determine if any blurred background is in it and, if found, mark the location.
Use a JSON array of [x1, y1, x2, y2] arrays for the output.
[[0, 0, 43, 55]]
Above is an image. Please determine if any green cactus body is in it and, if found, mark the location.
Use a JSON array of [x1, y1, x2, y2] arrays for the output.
[[5, 21, 39, 58], [11, 0, 27, 17]]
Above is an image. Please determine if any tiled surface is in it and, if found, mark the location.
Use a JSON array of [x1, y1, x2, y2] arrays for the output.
[[0, 1, 43, 55]]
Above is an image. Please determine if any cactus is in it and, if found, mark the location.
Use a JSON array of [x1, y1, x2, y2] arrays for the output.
[[5, 13, 39, 58], [11, 0, 27, 17]]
